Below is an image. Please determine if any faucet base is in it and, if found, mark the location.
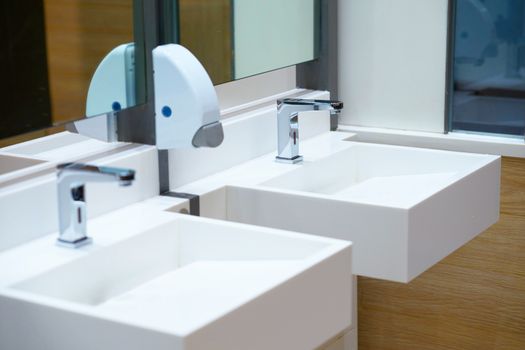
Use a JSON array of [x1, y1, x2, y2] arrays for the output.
[[275, 155, 303, 164], [56, 236, 93, 249]]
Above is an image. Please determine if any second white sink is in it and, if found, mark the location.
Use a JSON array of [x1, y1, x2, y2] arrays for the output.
[[173, 140, 500, 283]]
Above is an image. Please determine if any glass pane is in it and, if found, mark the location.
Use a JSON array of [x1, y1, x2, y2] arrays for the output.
[[450, 0, 525, 136], [173, 0, 319, 85]]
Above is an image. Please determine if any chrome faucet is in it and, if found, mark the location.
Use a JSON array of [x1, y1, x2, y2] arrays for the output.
[[56, 163, 135, 248], [276, 98, 343, 164]]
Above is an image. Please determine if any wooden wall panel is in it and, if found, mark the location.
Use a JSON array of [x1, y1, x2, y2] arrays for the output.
[[43, 0, 133, 123], [179, 0, 232, 84], [358, 157, 525, 349]]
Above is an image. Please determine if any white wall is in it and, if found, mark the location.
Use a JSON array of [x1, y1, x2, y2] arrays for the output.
[[338, 0, 449, 133], [234, 0, 315, 79], [216, 67, 296, 111]]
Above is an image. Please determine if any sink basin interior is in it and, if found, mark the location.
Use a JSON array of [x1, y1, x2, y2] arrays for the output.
[[169, 186, 335, 242], [12, 216, 328, 307], [0, 154, 46, 176], [262, 143, 488, 198]]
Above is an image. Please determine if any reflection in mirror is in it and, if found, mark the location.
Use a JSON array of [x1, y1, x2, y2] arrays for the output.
[[0, 0, 145, 142], [175, 0, 319, 85], [86, 43, 137, 116]]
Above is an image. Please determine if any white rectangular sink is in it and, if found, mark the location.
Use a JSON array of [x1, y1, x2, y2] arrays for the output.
[[260, 143, 500, 282], [0, 215, 352, 350], [177, 141, 500, 282]]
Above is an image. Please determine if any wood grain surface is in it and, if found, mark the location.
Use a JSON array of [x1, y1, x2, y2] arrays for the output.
[[179, 0, 233, 84], [43, 0, 133, 123], [358, 156, 525, 349]]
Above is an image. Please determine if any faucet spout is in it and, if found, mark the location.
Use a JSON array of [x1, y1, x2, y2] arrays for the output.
[[276, 98, 344, 164], [56, 163, 135, 248], [57, 163, 135, 185]]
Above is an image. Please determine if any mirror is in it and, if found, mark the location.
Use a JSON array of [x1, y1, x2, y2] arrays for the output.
[[174, 0, 319, 85], [0, 0, 146, 143]]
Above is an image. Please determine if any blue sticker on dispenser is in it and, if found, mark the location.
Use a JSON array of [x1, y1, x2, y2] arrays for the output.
[[162, 106, 172, 118], [112, 101, 122, 111]]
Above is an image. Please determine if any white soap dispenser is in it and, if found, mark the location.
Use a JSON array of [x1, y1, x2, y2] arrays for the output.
[[153, 44, 224, 150]]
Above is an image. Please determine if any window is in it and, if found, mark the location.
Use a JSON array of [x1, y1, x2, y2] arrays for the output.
[[449, 0, 525, 137]]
